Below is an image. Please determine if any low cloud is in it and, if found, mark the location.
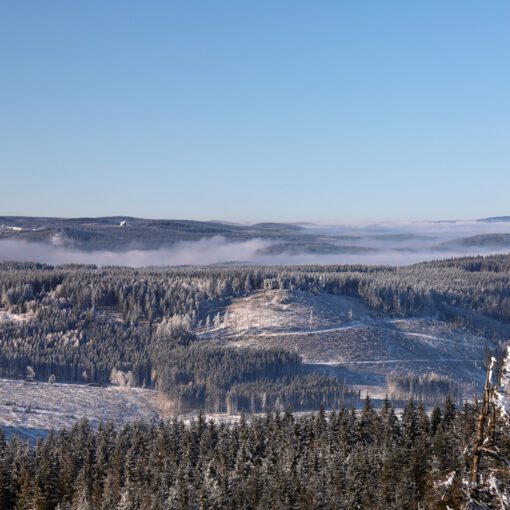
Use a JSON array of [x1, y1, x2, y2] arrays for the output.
[[0, 237, 273, 267], [1, 220, 510, 267]]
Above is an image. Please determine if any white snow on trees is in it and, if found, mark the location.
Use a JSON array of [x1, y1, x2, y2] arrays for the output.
[[495, 346, 510, 422]]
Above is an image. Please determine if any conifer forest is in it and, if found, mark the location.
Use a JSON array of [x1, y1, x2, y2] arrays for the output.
[[0, 256, 510, 507]]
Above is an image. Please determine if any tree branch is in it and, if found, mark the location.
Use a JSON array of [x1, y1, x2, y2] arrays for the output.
[[479, 447, 510, 468]]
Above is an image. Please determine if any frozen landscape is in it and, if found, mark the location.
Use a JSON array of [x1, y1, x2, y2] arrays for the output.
[[0, 249, 499, 488], [203, 289, 489, 395], [0, 281, 493, 438], [0, 379, 161, 440], [2, 0, 510, 504]]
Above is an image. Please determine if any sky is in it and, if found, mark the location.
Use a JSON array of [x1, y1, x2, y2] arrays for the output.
[[1, 1, 509, 223]]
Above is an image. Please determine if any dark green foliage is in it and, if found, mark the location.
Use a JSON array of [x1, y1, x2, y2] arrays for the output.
[[0, 399, 507, 509]]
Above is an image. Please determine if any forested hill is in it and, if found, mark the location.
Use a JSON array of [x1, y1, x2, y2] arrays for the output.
[[0, 255, 509, 414], [0, 217, 314, 251], [2, 216, 510, 258]]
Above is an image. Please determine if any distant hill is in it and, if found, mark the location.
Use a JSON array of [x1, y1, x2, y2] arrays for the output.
[[3, 216, 510, 262], [478, 216, 510, 223], [257, 242, 378, 256], [439, 233, 510, 249], [0, 216, 335, 253]]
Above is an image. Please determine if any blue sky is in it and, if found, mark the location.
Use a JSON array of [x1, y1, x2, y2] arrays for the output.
[[1, 1, 509, 223]]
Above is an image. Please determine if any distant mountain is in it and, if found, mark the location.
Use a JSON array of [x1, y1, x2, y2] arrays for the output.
[[478, 216, 510, 223], [0, 216, 337, 253], [369, 233, 434, 242], [257, 242, 378, 256], [439, 233, 510, 249], [3, 216, 510, 263]]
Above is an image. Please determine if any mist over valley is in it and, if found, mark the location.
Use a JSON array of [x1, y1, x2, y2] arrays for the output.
[[2, 215, 510, 266]]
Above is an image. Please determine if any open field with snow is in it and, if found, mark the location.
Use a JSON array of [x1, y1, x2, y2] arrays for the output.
[[0, 379, 162, 440], [198, 289, 372, 336], [0, 379, 357, 438]]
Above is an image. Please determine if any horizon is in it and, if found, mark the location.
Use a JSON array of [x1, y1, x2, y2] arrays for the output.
[[1, 213, 510, 226]]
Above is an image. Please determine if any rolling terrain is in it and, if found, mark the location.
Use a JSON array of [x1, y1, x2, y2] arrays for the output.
[[2, 215, 510, 266], [1, 255, 509, 436], [201, 289, 489, 391]]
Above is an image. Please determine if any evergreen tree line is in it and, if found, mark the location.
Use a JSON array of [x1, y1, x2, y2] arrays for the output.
[[3, 256, 510, 331], [151, 342, 358, 414], [386, 371, 463, 406], [0, 397, 508, 509]]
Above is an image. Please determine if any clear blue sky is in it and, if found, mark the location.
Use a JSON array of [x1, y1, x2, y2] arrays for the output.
[[1, 1, 509, 223]]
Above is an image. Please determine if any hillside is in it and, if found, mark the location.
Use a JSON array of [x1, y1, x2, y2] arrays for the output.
[[201, 289, 488, 390], [1, 256, 509, 425]]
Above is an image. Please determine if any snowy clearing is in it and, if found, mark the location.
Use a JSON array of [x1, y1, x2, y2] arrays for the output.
[[0, 309, 32, 323], [0, 379, 162, 440], [197, 289, 372, 337], [211, 290, 490, 389]]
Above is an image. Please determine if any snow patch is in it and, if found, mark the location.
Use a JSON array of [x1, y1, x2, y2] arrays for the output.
[[0, 379, 162, 437]]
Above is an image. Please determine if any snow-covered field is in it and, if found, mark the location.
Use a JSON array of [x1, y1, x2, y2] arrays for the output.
[[0, 379, 162, 440], [0, 379, 336, 438]]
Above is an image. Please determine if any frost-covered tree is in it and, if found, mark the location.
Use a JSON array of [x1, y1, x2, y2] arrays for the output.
[[110, 368, 134, 388], [466, 350, 510, 508], [495, 346, 510, 421], [26, 366, 35, 381]]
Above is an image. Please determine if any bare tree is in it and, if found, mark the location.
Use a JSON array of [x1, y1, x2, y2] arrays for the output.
[[26, 366, 35, 381], [468, 348, 510, 507]]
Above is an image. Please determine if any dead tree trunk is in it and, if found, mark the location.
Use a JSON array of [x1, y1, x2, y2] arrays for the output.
[[470, 358, 494, 486]]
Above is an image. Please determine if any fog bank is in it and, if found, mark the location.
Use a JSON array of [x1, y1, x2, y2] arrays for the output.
[[1, 220, 510, 267]]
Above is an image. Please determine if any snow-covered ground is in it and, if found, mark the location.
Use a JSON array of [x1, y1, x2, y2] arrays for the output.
[[0, 379, 355, 438], [197, 289, 372, 337], [202, 290, 490, 388], [0, 309, 32, 323], [0, 289, 494, 437], [0, 379, 162, 440]]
